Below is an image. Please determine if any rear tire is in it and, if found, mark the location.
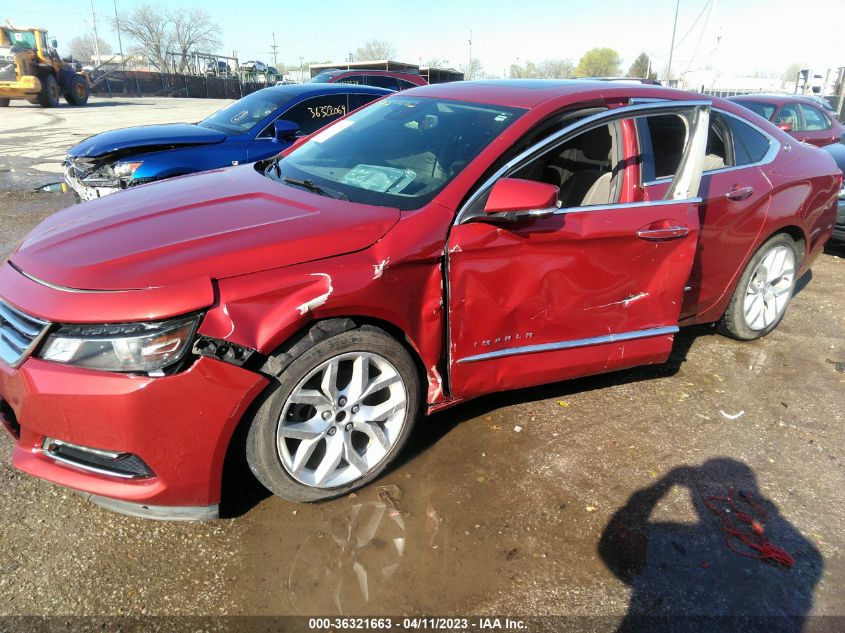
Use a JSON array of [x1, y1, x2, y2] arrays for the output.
[[0, 98, 9, 107], [37, 75, 61, 107], [246, 324, 420, 502], [717, 233, 798, 340], [66, 75, 89, 106]]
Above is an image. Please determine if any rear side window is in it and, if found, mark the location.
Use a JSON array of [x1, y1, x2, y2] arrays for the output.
[[800, 104, 831, 131], [775, 104, 803, 131], [724, 115, 771, 165], [278, 94, 348, 136], [397, 79, 418, 90], [366, 75, 400, 91], [733, 100, 776, 121]]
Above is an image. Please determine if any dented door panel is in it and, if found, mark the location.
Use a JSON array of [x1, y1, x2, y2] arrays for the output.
[[446, 201, 700, 399]]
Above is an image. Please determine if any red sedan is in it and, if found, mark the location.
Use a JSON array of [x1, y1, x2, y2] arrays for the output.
[[0, 81, 839, 519], [727, 94, 845, 147]]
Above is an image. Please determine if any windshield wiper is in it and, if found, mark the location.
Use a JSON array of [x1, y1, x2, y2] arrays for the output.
[[282, 176, 347, 200]]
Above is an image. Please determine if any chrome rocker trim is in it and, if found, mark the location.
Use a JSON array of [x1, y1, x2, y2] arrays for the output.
[[456, 325, 679, 364]]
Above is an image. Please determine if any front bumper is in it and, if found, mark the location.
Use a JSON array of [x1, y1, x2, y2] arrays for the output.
[[63, 166, 120, 201], [0, 354, 268, 519], [0, 75, 41, 99]]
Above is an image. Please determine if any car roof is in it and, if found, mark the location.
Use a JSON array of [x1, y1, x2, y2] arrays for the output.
[[728, 93, 825, 106], [261, 83, 392, 99], [399, 79, 698, 109]]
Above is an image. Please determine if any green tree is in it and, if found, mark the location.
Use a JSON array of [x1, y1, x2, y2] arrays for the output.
[[627, 52, 657, 80], [575, 47, 622, 77]]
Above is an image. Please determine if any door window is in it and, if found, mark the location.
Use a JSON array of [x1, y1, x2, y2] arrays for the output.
[[397, 79, 419, 90], [335, 74, 365, 85], [366, 75, 401, 91], [775, 104, 803, 131], [348, 92, 383, 111], [509, 123, 622, 208], [799, 104, 831, 131], [272, 94, 349, 137]]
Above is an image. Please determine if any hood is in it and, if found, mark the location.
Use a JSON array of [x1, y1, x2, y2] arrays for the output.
[[67, 123, 226, 159], [12, 165, 400, 291]]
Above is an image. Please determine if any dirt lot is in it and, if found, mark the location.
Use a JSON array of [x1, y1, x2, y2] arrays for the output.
[[0, 98, 843, 630]]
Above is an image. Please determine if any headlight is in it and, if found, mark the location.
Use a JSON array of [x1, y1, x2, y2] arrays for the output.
[[113, 161, 143, 178], [38, 315, 199, 373]]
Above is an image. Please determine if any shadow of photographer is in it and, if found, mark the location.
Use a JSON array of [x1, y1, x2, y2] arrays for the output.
[[599, 458, 823, 632]]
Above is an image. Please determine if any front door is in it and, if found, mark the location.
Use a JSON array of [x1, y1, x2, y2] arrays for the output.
[[446, 102, 710, 400]]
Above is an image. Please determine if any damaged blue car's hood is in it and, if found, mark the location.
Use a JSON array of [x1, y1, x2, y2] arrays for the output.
[[68, 123, 226, 159]]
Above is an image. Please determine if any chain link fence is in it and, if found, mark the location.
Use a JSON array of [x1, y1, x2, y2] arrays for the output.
[[90, 70, 265, 100]]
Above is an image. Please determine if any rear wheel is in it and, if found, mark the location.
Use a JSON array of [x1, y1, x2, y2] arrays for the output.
[[246, 324, 420, 502], [37, 74, 61, 107], [717, 233, 798, 340], [65, 75, 89, 106], [0, 98, 9, 107]]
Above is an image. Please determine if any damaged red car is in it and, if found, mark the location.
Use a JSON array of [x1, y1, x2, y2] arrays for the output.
[[0, 80, 839, 520]]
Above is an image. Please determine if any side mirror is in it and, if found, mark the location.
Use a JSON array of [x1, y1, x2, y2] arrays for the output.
[[273, 119, 300, 143], [483, 178, 560, 220], [778, 121, 793, 132]]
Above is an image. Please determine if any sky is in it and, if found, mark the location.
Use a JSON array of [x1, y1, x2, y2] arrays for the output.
[[8, 0, 843, 80]]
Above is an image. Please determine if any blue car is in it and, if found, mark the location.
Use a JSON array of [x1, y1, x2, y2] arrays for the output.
[[63, 83, 391, 200]]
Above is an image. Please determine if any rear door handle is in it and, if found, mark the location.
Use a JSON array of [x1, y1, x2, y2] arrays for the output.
[[636, 225, 689, 241], [725, 185, 754, 201]]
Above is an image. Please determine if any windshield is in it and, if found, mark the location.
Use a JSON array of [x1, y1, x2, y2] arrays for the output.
[[198, 89, 287, 134], [265, 96, 524, 211], [309, 72, 336, 83], [733, 100, 776, 121], [6, 30, 37, 49]]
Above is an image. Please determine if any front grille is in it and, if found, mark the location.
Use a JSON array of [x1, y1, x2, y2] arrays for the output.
[[0, 298, 50, 368], [42, 437, 155, 479]]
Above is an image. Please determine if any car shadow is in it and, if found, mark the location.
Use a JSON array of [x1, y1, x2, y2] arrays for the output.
[[823, 240, 845, 258], [598, 458, 823, 632]]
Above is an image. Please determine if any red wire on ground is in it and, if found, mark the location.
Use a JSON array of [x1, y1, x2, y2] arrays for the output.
[[702, 488, 795, 569]]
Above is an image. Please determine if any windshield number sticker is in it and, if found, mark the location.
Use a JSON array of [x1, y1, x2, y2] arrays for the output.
[[231, 110, 249, 124], [308, 104, 346, 119]]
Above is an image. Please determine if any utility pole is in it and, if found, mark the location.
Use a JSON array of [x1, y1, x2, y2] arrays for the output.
[[112, 0, 124, 70], [298, 55, 304, 82], [270, 32, 278, 69], [467, 29, 472, 79], [89, 0, 101, 64], [666, 0, 680, 86]]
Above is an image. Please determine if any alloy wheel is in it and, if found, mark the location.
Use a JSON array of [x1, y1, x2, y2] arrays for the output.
[[742, 245, 795, 331], [277, 352, 407, 488]]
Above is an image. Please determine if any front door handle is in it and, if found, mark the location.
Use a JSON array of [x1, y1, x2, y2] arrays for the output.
[[636, 224, 689, 241], [725, 185, 754, 201]]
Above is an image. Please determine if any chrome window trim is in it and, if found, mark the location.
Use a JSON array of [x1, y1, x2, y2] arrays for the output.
[[641, 107, 780, 188], [454, 99, 713, 225], [524, 196, 702, 218], [457, 325, 679, 364]]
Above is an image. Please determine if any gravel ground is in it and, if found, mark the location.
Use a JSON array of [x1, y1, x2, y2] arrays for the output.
[[0, 98, 843, 630]]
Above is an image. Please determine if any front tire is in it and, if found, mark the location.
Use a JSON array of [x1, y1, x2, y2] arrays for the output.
[[65, 75, 90, 106], [717, 233, 798, 340], [246, 325, 420, 502], [37, 74, 61, 107]]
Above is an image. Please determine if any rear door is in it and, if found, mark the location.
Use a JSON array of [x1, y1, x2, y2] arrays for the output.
[[446, 101, 710, 400]]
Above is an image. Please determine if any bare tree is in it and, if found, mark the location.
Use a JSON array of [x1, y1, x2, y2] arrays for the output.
[[461, 57, 484, 79], [539, 58, 574, 79], [170, 8, 221, 72], [354, 39, 397, 61], [424, 57, 444, 68], [114, 4, 172, 70], [67, 32, 112, 62]]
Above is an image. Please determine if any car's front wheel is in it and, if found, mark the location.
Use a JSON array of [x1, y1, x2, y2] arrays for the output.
[[246, 324, 420, 502], [717, 233, 799, 340]]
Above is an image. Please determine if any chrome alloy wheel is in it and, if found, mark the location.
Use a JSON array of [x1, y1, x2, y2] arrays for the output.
[[277, 352, 407, 488], [743, 245, 795, 331]]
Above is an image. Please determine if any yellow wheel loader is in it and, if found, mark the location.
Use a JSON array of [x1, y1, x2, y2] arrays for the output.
[[0, 23, 90, 107]]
